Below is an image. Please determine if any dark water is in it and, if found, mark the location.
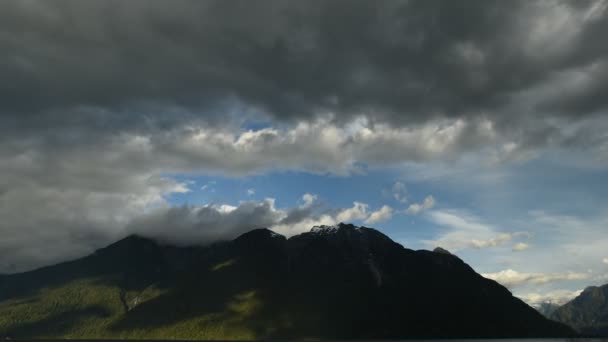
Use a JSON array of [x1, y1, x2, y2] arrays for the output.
[[16, 337, 608, 342], [421, 340, 608, 342]]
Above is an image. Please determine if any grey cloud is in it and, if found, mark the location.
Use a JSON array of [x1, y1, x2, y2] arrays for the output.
[[1, 0, 607, 167], [126, 200, 285, 246], [2, 0, 608, 130], [0, 196, 298, 273], [0, 173, 188, 273], [279, 206, 317, 226]]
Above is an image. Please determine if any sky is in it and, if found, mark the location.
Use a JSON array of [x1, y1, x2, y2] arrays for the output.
[[1, 0, 608, 307]]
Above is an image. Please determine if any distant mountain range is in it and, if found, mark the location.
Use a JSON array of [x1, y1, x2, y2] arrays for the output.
[[0, 223, 575, 339], [550, 284, 608, 336]]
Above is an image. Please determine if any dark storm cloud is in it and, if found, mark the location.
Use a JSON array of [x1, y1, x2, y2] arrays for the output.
[[2, 0, 607, 131], [2, 0, 608, 274]]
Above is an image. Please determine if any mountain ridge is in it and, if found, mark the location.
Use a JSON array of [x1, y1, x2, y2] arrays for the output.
[[0, 223, 575, 339], [550, 283, 608, 336]]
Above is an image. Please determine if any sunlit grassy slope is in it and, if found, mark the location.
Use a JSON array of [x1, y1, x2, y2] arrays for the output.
[[0, 276, 273, 339], [0, 233, 283, 340]]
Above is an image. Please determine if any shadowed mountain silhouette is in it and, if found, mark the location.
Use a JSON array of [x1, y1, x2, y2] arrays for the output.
[[551, 284, 608, 336], [0, 223, 575, 339]]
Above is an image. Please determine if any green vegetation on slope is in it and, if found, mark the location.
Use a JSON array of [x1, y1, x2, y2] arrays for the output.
[[0, 275, 271, 339], [0, 234, 279, 340], [0, 277, 127, 338]]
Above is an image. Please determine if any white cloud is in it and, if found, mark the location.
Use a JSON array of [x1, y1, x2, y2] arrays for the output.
[[425, 209, 530, 251], [247, 188, 255, 196], [406, 195, 435, 214], [470, 234, 514, 248], [520, 1, 607, 59], [271, 199, 395, 237], [301, 193, 317, 208], [271, 214, 338, 238], [482, 269, 589, 288], [428, 210, 490, 233], [390, 181, 408, 203], [524, 210, 608, 273], [336, 202, 369, 223], [271, 201, 370, 237], [129, 197, 391, 250], [512, 242, 530, 252], [128, 198, 284, 246], [516, 289, 583, 307], [200, 181, 216, 192], [118, 116, 507, 177], [216, 204, 238, 214], [364, 205, 394, 224]]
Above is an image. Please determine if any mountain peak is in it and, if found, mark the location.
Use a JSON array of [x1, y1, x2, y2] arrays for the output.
[[307, 223, 394, 244], [433, 247, 452, 255], [96, 234, 158, 254], [234, 228, 285, 242], [310, 222, 363, 235]]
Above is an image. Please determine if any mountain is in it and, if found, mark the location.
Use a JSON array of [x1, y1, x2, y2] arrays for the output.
[[0, 223, 575, 339], [551, 284, 608, 336], [537, 302, 562, 318]]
